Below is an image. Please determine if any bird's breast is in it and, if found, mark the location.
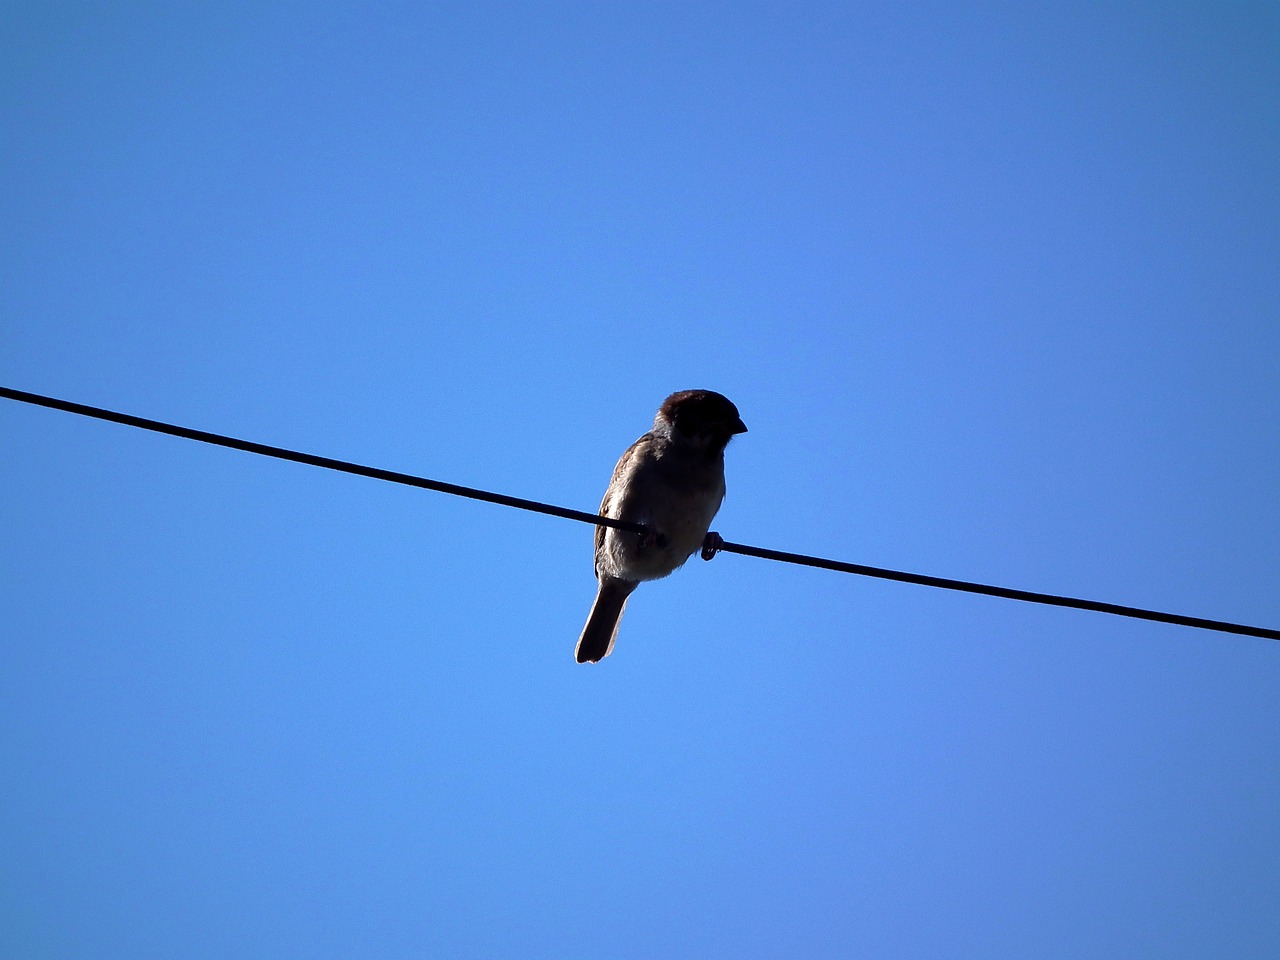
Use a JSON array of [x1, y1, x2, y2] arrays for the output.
[[597, 457, 726, 582]]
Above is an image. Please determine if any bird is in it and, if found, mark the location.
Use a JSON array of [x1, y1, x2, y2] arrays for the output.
[[576, 389, 747, 663]]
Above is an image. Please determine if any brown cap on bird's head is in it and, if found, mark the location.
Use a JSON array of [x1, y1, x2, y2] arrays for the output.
[[657, 390, 748, 442]]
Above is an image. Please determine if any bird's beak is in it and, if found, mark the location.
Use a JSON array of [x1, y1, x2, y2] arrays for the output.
[[730, 417, 748, 435]]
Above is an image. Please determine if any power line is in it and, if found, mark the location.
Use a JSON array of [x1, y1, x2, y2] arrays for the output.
[[4, 384, 1277, 643], [701, 536, 1278, 641], [0, 385, 645, 536]]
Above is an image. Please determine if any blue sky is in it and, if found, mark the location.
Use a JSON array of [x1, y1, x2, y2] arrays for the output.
[[3, 3, 1278, 957]]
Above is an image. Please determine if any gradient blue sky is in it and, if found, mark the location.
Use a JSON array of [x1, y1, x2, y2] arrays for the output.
[[3, 4, 1278, 958]]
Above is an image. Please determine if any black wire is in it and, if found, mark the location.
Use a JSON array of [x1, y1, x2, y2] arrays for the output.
[[713, 540, 1279, 641], [4, 385, 1277, 642], [0, 386, 645, 536]]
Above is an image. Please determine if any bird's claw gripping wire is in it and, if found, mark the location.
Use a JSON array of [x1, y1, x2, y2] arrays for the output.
[[701, 531, 724, 561]]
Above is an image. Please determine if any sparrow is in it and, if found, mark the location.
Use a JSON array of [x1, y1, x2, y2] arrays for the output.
[[576, 390, 747, 663]]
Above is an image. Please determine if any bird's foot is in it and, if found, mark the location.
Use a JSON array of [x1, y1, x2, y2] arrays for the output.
[[700, 531, 724, 561]]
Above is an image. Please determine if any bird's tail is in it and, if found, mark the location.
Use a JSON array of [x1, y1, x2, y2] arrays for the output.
[[576, 577, 637, 663]]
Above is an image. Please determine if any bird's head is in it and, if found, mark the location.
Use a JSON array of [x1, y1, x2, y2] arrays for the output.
[[655, 390, 747, 452]]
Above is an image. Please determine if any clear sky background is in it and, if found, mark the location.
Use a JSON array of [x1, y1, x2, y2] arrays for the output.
[[3, 3, 1278, 958]]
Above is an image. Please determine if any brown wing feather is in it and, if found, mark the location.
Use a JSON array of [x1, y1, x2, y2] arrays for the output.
[[593, 431, 654, 569]]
